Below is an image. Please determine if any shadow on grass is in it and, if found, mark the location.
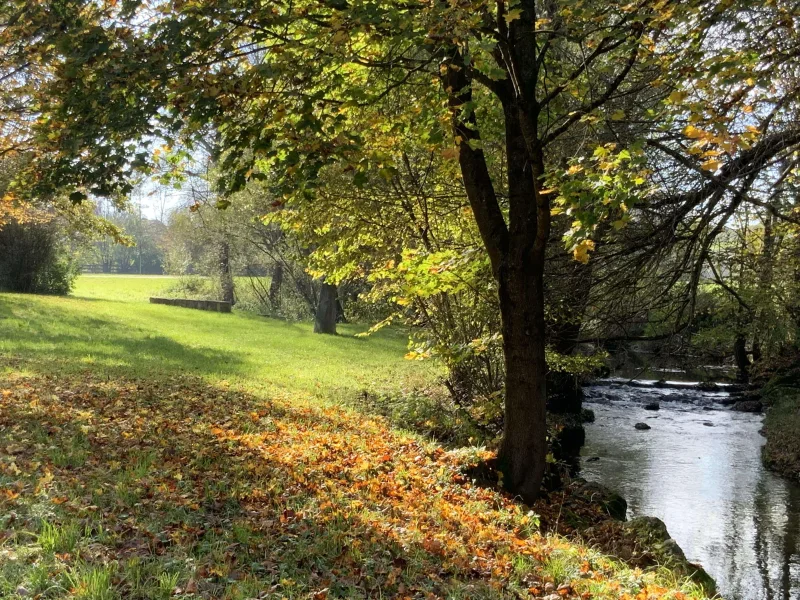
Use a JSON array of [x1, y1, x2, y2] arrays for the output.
[[0, 374, 534, 600], [0, 295, 247, 381]]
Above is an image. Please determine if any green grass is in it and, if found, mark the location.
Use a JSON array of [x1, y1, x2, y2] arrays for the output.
[[38, 521, 82, 554], [1, 275, 437, 403], [71, 274, 180, 302], [0, 276, 709, 600]]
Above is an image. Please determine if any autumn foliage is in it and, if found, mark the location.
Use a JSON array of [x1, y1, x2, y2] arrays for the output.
[[0, 369, 704, 599]]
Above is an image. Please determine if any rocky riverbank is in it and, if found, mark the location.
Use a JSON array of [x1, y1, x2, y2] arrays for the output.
[[538, 480, 717, 596], [760, 366, 800, 480], [460, 456, 717, 596]]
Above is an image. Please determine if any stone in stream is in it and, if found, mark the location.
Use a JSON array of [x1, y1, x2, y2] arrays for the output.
[[586, 456, 601, 462], [634, 422, 651, 430], [703, 422, 714, 427], [732, 400, 763, 413], [698, 381, 720, 391], [644, 401, 660, 411], [661, 392, 692, 402], [571, 480, 628, 520]]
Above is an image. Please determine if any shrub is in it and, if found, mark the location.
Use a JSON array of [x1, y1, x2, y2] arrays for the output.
[[0, 218, 78, 295], [162, 275, 219, 300]]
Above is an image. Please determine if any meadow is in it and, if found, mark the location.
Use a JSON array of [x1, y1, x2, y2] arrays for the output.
[[1, 275, 435, 402], [0, 276, 708, 600]]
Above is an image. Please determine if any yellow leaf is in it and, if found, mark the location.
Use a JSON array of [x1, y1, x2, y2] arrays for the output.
[[668, 90, 687, 103], [701, 159, 722, 172], [684, 125, 706, 139], [572, 239, 595, 264], [566, 164, 583, 175], [505, 8, 523, 24]]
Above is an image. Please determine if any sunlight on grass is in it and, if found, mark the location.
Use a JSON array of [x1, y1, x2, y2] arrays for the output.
[[0, 276, 710, 600], [0, 275, 438, 403], [0, 374, 706, 600]]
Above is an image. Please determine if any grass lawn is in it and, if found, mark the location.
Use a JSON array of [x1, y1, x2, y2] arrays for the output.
[[0, 276, 708, 600], [3, 275, 436, 403]]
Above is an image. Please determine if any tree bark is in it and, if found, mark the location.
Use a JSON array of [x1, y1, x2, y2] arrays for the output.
[[442, 46, 549, 503], [218, 239, 235, 306], [335, 295, 348, 323], [495, 104, 549, 504], [734, 333, 750, 383], [497, 265, 548, 502], [314, 281, 338, 335]]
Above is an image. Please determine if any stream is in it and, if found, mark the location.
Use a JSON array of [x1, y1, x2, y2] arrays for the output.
[[581, 380, 800, 600]]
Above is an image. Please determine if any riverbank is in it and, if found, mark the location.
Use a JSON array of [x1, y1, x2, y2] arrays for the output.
[[761, 365, 800, 481], [532, 480, 717, 595]]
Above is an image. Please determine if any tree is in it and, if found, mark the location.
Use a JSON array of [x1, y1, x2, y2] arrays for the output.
[[314, 281, 338, 334], [15, 0, 800, 500]]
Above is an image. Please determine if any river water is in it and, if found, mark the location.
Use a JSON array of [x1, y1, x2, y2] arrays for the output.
[[581, 380, 800, 600]]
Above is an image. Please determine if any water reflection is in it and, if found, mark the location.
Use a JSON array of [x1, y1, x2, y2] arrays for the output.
[[581, 384, 800, 600]]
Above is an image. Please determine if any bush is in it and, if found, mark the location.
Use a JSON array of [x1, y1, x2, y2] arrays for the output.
[[0, 218, 78, 295], [161, 275, 219, 301]]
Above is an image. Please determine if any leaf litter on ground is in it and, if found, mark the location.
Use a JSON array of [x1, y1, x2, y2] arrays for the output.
[[0, 373, 706, 600]]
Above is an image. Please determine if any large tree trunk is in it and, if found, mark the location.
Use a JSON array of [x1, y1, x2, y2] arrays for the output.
[[494, 105, 549, 504], [335, 295, 348, 323], [442, 44, 549, 503], [314, 281, 338, 334], [218, 240, 235, 306], [497, 264, 548, 503]]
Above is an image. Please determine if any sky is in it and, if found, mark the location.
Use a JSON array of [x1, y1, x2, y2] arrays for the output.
[[132, 179, 186, 223]]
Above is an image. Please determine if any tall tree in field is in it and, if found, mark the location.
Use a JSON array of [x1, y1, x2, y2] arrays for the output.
[[12, 0, 800, 500]]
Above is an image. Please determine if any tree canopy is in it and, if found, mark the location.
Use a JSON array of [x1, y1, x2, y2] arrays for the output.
[[4, 0, 800, 499]]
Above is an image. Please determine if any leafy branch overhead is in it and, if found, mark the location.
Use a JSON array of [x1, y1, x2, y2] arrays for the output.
[[3, 0, 800, 500]]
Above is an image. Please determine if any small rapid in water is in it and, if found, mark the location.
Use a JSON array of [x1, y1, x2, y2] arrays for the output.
[[581, 380, 800, 600]]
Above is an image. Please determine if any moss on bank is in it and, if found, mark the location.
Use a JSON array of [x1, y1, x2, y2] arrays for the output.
[[761, 368, 800, 480]]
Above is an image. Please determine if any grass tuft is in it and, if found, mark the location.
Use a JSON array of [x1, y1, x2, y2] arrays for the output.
[[38, 521, 81, 554]]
